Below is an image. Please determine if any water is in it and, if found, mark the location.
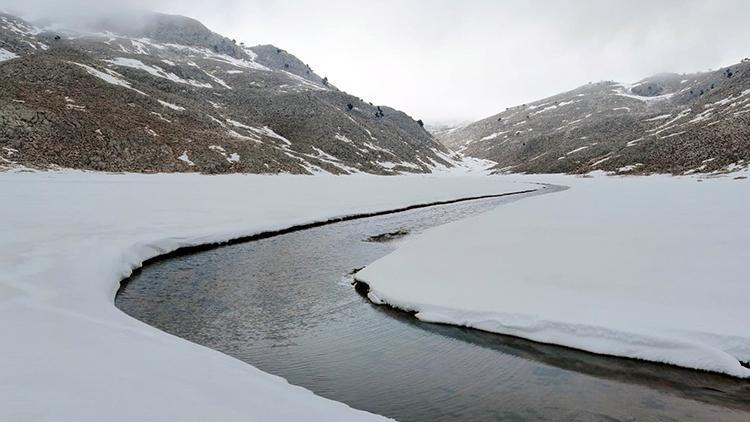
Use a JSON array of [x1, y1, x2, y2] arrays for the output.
[[116, 191, 750, 421]]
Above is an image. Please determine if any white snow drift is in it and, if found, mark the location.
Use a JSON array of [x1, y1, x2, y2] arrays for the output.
[[0, 170, 535, 422], [357, 174, 750, 378]]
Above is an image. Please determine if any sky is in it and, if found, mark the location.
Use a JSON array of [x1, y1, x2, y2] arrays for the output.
[[4, 0, 750, 123]]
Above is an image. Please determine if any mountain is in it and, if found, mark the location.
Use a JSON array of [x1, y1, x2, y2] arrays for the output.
[[0, 11, 459, 174], [437, 63, 750, 175]]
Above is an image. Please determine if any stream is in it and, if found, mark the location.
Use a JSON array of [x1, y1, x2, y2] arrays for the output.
[[116, 189, 750, 421]]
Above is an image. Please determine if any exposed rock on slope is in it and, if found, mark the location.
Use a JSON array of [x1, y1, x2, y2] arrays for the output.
[[437, 65, 750, 175], [0, 12, 457, 174]]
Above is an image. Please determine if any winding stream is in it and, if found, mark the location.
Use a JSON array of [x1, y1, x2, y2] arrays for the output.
[[116, 189, 750, 421]]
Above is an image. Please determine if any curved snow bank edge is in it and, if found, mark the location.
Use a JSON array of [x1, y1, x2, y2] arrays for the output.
[[354, 281, 750, 378], [117, 187, 540, 293], [354, 175, 750, 379]]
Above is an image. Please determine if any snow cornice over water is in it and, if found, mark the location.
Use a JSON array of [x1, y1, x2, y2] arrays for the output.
[[0, 170, 537, 421], [357, 172, 750, 378]]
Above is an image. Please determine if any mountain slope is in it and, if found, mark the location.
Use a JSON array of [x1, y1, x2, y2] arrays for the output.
[[0, 12, 458, 174], [438, 64, 750, 175]]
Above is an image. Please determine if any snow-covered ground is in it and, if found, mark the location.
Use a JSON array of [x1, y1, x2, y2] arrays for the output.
[[0, 170, 536, 422], [357, 173, 750, 378]]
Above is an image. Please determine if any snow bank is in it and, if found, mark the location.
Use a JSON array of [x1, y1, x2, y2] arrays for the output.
[[0, 170, 536, 421], [357, 175, 750, 378]]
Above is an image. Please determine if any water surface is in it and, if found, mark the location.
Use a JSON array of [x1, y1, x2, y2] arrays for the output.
[[117, 191, 750, 421]]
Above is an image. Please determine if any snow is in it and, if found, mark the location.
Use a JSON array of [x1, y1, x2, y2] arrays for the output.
[[312, 146, 339, 161], [376, 161, 421, 171], [0, 171, 535, 421], [356, 175, 750, 378], [0, 47, 19, 62], [199, 49, 269, 71], [187, 61, 232, 89], [335, 133, 354, 143], [177, 151, 195, 166], [478, 131, 507, 142], [590, 154, 613, 167], [614, 84, 675, 102], [249, 126, 292, 146], [150, 112, 171, 123], [644, 114, 672, 122], [71, 62, 148, 96], [228, 129, 263, 143], [659, 131, 686, 139], [617, 163, 643, 173], [226, 118, 254, 130], [689, 108, 714, 124], [282, 70, 327, 91], [566, 146, 588, 155], [106, 57, 213, 88], [131, 39, 149, 55], [158, 100, 185, 111], [208, 115, 226, 126]]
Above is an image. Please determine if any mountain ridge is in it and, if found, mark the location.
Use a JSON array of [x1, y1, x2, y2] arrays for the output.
[[436, 62, 750, 175], [0, 11, 460, 174]]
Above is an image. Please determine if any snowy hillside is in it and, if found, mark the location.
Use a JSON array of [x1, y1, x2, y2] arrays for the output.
[[0, 12, 458, 174], [437, 65, 750, 175]]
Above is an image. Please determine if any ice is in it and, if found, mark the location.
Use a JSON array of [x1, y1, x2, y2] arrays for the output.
[[357, 174, 750, 378]]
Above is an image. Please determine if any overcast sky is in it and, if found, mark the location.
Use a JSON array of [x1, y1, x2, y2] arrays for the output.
[[5, 0, 750, 123]]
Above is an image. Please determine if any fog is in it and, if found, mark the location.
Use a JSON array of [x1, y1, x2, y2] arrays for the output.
[[4, 0, 750, 123]]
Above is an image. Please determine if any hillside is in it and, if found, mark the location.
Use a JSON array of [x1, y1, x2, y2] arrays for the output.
[[437, 63, 750, 175], [0, 12, 458, 174]]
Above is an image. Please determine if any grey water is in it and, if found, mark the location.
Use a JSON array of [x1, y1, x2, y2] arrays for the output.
[[116, 190, 750, 421]]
